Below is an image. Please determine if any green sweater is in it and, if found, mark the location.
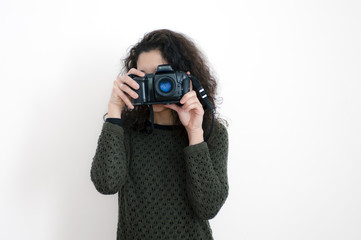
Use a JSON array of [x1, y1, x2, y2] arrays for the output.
[[90, 120, 229, 240]]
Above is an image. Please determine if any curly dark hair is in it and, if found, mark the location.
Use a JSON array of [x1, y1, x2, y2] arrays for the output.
[[118, 29, 226, 142]]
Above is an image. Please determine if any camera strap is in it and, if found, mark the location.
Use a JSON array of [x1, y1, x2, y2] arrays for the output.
[[147, 105, 155, 135], [188, 74, 215, 142]]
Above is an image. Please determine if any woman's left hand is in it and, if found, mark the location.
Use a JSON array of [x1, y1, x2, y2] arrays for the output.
[[164, 89, 204, 144]]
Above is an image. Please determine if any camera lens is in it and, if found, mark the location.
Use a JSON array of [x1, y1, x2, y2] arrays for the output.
[[159, 78, 173, 93]]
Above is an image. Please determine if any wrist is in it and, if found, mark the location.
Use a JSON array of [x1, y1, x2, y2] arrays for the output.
[[107, 103, 122, 118], [187, 128, 204, 146]]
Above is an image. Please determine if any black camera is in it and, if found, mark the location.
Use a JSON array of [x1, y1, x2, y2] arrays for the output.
[[128, 64, 190, 105]]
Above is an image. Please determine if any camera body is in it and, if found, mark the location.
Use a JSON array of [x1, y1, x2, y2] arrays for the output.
[[129, 64, 190, 105]]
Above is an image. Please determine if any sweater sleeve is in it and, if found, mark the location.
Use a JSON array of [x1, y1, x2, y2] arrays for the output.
[[183, 122, 229, 220], [90, 122, 128, 195]]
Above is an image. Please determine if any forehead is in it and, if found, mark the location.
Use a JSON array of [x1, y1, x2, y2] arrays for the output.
[[137, 50, 168, 73]]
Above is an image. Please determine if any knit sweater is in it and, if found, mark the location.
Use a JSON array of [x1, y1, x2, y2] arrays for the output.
[[90, 119, 229, 240]]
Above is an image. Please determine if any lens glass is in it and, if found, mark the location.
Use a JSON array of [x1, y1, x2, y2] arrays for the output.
[[159, 79, 172, 93]]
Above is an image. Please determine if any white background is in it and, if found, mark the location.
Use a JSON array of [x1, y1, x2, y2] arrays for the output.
[[1, 0, 360, 239]]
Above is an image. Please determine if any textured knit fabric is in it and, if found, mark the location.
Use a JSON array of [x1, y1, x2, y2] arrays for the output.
[[90, 120, 229, 240]]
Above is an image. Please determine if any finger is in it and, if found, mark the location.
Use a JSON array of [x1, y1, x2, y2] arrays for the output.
[[180, 94, 198, 107], [128, 68, 145, 77], [121, 75, 141, 90], [117, 80, 138, 99], [181, 96, 199, 110], [117, 88, 134, 109], [163, 104, 180, 112], [180, 90, 197, 104], [182, 99, 200, 109], [184, 102, 203, 113]]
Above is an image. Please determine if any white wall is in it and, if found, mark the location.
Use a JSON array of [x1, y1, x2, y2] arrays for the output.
[[1, 0, 360, 239]]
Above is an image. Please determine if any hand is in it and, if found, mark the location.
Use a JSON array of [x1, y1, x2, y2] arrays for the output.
[[164, 88, 205, 144], [108, 68, 144, 111]]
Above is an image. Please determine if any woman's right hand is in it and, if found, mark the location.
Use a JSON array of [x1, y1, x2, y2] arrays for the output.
[[108, 68, 145, 114]]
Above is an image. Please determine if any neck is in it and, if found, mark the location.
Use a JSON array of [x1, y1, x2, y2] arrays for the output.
[[152, 108, 175, 125]]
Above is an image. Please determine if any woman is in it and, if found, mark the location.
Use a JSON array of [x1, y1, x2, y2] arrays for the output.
[[91, 29, 229, 240]]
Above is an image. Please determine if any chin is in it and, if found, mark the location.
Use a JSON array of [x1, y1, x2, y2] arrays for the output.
[[152, 104, 167, 113]]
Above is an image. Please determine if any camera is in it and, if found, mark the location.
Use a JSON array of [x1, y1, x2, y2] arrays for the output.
[[129, 64, 191, 105]]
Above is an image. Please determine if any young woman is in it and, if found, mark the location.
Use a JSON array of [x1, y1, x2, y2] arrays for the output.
[[91, 29, 229, 240]]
